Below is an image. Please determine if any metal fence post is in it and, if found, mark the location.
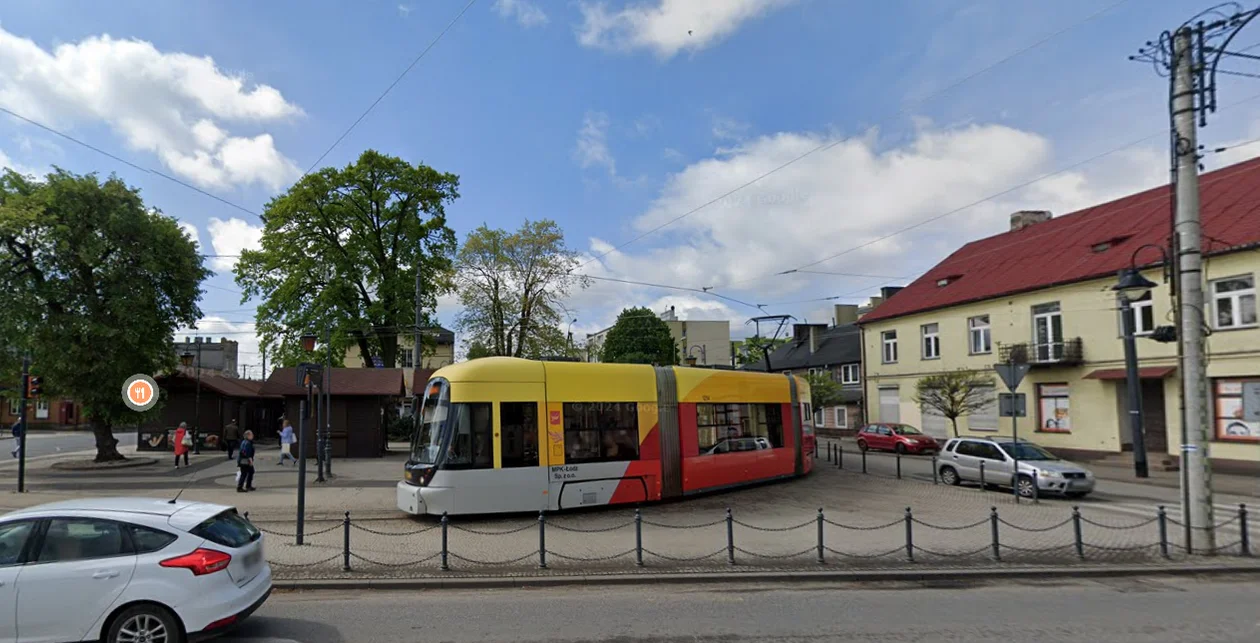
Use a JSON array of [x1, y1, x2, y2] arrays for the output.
[[861, 448, 867, 474], [342, 512, 351, 571], [837, 443, 843, 470], [538, 511, 548, 569], [1240, 504, 1250, 557], [244, 511, 249, 521], [726, 508, 736, 565], [1158, 506, 1169, 559], [816, 508, 825, 565], [979, 461, 986, 489], [931, 457, 938, 484], [896, 452, 902, 479], [635, 509, 644, 566], [904, 507, 914, 562], [990, 507, 1001, 562], [440, 512, 449, 571], [1072, 506, 1084, 560]]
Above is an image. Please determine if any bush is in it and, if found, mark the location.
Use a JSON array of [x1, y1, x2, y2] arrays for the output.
[[387, 415, 414, 442]]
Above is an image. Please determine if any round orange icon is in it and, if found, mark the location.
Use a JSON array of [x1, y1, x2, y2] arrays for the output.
[[122, 374, 159, 412]]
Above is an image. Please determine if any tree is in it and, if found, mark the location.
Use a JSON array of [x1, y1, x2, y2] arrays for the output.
[[453, 220, 588, 358], [0, 169, 208, 461], [913, 369, 994, 437], [734, 337, 787, 368], [465, 340, 493, 360], [235, 150, 458, 369], [803, 372, 844, 410], [600, 307, 678, 365]]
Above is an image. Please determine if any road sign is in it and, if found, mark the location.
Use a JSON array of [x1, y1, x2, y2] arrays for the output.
[[994, 363, 1031, 392], [1243, 382, 1260, 422], [999, 393, 1026, 417]]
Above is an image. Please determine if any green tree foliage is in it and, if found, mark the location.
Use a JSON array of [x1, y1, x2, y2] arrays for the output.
[[803, 372, 844, 409], [913, 369, 995, 437], [0, 169, 208, 461], [600, 307, 678, 365], [734, 337, 787, 368], [465, 340, 493, 360], [235, 150, 458, 369], [453, 220, 588, 358]]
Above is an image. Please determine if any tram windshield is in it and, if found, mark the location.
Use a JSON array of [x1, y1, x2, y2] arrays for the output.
[[410, 378, 450, 465]]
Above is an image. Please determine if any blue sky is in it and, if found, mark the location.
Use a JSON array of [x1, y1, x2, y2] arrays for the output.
[[2, 0, 1259, 372]]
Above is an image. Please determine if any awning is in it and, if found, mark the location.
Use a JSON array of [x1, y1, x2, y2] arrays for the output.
[[1083, 366, 1177, 380]]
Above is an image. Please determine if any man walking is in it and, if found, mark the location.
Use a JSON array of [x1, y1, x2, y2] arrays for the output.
[[223, 419, 241, 460], [237, 430, 256, 492]]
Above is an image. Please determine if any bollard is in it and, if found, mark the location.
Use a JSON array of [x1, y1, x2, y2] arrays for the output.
[[1158, 506, 1169, 559], [440, 512, 449, 571], [1031, 470, 1039, 504], [861, 448, 867, 474], [1240, 504, 1250, 557], [828, 442, 834, 463], [342, 511, 351, 571], [896, 452, 902, 479], [904, 507, 914, 562], [989, 507, 1001, 561], [244, 511, 249, 521], [837, 443, 844, 470], [538, 511, 548, 569], [816, 508, 825, 565], [635, 509, 644, 567], [1072, 506, 1084, 560], [726, 508, 736, 565], [932, 457, 938, 484], [979, 461, 986, 489]]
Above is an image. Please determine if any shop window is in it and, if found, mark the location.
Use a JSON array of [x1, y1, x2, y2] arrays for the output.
[[563, 402, 639, 463], [1036, 384, 1071, 433], [1213, 379, 1260, 441]]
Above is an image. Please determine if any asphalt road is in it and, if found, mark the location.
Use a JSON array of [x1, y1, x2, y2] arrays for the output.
[[1, 431, 96, 459], [218, 576, 1260, 642]]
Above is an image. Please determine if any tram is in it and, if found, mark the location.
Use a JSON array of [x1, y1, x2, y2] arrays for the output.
[[397, 357, 816, 516]]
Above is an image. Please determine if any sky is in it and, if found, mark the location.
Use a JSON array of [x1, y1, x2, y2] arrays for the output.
[[3, 0, 1260, 375]]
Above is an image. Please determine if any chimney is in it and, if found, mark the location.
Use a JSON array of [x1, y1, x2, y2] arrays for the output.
[[809, 326, 818, 354], [833, 304, 859, 326], [1010, 210, 1052, 231], [880, 286, 904, 300]]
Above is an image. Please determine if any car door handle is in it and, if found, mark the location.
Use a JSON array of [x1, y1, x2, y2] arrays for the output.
[[92, 570, 119, 580]]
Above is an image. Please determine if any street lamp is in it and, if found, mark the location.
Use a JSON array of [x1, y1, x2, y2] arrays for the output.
[[1114, 267, 1159, 479], [686, 344, 707, 366], [180, 344, 203, 454], [299, 333, 327, 483], [567, 319, 577, 356]]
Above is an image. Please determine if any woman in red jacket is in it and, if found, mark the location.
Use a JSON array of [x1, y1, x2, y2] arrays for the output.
[[174, 422, 190, 468]]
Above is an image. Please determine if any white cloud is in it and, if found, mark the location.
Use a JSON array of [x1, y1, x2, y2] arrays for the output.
[[493, 0, 549, 28], [711, 114, 750, 141], [0, 26, 302, 191], [398, 4, 413, 17], [574, 111, 616, 175], [206, 217, 263, 272], [577, 0, 796, 59], [0, 147, 44, 178], [177, 221, 200, 248]]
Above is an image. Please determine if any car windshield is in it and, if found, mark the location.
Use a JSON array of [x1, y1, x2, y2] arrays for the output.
[[409, 378, 450, 465], [891, 425, 922, 435], [998, 442, 1058, 461]]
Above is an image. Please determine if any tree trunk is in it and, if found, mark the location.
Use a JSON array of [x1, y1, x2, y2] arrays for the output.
[[92, 421, 125, 462], [950, 417, 959, 438], [353, 333, 374, 367]]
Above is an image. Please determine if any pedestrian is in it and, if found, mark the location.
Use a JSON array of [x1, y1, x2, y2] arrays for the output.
[[237, 430, 256, 493], [173, 422, 190, 468], [9, 420, 21, 459], [223, 419, 241, 460], [278, 418, 296, 465]]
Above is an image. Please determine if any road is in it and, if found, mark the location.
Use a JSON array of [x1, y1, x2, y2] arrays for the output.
[[1, 431, 96, 460], [219, 577, 1260, 642]]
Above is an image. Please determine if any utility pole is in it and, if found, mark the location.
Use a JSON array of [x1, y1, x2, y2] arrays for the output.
[[325, 326, 333, 476], [16, 355, 29, 493], [1171, 26, 1214, 552], [414, 269, 423, 374]]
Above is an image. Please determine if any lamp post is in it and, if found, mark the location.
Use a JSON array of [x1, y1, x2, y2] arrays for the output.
[[686, 344, 707, 367], [1114, 267, 1159, 479], [567, 318, 577, 357], [179, 343, 202, 455], [300, 334, 325, 483]]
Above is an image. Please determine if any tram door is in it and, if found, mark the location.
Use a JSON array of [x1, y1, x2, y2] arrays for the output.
[[479, 381, 550, 514]]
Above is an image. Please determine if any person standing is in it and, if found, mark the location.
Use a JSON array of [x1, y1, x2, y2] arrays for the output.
[[278, 419, 295, 465], [237, 430, 256, 492], [173, 422, 190, 468], [223, 419, 241, 460]]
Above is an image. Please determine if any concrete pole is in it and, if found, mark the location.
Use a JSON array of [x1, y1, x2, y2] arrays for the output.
[[1172, 26, 1214, 552]]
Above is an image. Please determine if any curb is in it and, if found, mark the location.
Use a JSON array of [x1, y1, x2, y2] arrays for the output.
[[270, 562, 1260, 591]]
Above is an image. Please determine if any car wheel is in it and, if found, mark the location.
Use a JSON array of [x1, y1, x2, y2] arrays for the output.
[[108, 604, 183, 643], [894, 443, 907, 455], [1016, 475, 1036, 498], [856, 439, 868, 452], [939, 466, 960, 486]]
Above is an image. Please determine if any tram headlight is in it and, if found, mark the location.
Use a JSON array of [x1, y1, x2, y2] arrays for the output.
[[406, 466, 437, 486]]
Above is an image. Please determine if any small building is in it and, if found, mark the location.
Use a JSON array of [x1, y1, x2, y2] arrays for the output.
[[342, 327, 456, 392], [139, 373, 283, 451], [260, 367, 408, 458], [1, 393, 82, 430], [173, 336, 240, 378]]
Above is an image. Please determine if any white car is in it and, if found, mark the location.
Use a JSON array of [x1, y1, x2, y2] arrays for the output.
[[0, 497, 271, 643]]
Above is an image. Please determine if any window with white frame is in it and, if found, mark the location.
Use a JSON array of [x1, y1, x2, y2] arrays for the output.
[[34, 399, 49, 420], [881, 330, 898, 363], [1211, 275, 1256, 330], [834, 406, 848, 428], [968, 315, 991, 354], [808, 367, 824, 379], [1120, 292, 1155, 336], [7, 399, 19, 416], [921, 323, 940, 359], [840, 363, 860, 385]]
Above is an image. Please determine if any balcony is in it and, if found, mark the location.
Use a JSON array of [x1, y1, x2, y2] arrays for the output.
[[998, 338, 1084, 367]]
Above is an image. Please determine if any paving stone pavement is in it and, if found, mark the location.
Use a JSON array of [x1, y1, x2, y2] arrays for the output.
[[253, 466, 1259, 579]]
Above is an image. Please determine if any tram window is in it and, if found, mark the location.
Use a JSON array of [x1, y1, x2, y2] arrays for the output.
[[751, 403, 784, 448], [500, 402, 539, 468], [696, 403, 784, 453], [562, 402, 639, 463], [445, 403, 494, 470]]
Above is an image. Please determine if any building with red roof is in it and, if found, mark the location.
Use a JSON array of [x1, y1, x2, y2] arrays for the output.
[[858, 157, 1260, 473]]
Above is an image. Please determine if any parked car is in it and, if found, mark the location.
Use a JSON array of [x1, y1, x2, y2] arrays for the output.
[[0, 497, 271, 643], [937, 436, 1096, 498], [855, 423, 940, 455]]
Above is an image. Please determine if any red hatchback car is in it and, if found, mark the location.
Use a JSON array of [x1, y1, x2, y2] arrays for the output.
[[856, 423, 939, 455]]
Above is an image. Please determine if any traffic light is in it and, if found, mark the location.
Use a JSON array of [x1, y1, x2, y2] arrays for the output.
[[26, 376, 42, 397]]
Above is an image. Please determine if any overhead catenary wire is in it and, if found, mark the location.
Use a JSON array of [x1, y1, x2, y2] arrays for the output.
[[575, 0, 1134, 270]]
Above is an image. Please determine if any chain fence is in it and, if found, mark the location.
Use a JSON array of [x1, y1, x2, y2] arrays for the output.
[[246, 501, 1254, 577]]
